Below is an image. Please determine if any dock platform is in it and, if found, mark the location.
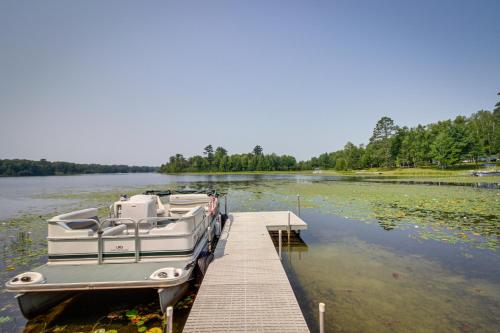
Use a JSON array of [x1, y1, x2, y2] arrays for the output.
[[183, 211, 310, 332]]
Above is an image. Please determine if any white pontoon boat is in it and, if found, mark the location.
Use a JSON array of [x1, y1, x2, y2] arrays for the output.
[[5, 190, 227, 319]]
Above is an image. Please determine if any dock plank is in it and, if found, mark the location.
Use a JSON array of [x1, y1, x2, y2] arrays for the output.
[[183, 211, 309, 333]]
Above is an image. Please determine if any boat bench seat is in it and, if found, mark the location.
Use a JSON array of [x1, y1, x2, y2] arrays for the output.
[[102, 224, 127, 236], [66, 219, 99, 231], [51, 219, 99, 237], [49, 208, 100, 237], [169, 194, 211, 210]]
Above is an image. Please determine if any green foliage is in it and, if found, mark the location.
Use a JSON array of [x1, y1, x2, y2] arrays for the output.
[[160, 146, 298, 173], [0, 159, 157, 177], [252, 181, 499, 250], [306, 107, 499, 170], [494, 92, 500, 112], [253, 145, 263, 155], [161, 95, 500, 172]]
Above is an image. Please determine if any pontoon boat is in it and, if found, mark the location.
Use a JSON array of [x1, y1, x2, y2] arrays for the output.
[[5, 190, 226, 319]]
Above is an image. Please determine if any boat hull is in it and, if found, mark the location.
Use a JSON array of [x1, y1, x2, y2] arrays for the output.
[[158, 283, 190, 313], [16, 291, 77, 319]]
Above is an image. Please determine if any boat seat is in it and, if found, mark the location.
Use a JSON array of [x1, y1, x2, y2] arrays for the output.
[[169, 207, 191, 218], [102, 224, 127, 236], [156, 196, 167, 216], [49, 208, 100, 237], [168, 194, 211, 209], [65, 219, 99, 232], [115, 220, 155, 235]]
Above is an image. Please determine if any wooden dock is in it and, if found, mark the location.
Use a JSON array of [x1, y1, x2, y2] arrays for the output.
[[183, 211, 310, 332]]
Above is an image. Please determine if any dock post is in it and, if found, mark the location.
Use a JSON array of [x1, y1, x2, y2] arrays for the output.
[[208, 226, 212, 252], [165, 306, 173, 333], [278, 229, 282, 260], [297, 194, 301, 217], [224, 195, 228, 215], [97, 230, 103, 264], [287, 211, 291, 245], [134, 222, 140, 263], [319, 302, 325, 333]]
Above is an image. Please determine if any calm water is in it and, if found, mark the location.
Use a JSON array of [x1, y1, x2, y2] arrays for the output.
[[0, 173, 499, 332], [0, 173, 332, 220]]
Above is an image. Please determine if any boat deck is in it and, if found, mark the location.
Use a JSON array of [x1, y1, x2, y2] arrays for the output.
[[183, 211, 310, 333], [11, 260, 189, 292]]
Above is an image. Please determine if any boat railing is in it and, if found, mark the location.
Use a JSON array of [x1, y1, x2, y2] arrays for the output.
[[97, 217, 179, 264], [51, 213, 209, 264], [49, 218, 100, 232]]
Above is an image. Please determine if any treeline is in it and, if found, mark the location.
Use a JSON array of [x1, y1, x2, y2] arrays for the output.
[[306, 108, 499, 170], [0, 159, 158, 176], [161, 94, 499, 172], [159, 145, 298, 173]]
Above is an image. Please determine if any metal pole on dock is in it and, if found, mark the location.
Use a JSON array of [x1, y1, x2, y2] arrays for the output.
[[287, 211, 291, 245], [165, 306, 173, 333], [134, 222, 140, 263], [319, 303, 325, 333], [278, 229, 282, 260], [224, 195, 228, 215], [208, 226, 212, 252], [97, 230, 103, 264], [297, 194, 301, 217]]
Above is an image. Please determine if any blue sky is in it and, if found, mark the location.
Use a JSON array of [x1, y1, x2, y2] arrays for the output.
[[1, 0, 499, 165]]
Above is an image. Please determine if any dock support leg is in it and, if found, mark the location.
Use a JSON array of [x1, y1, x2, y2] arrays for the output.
[[278, 229, 282, 260], [297, 194, 301, 217], [165, 306, 173, 333], [319, 302, 325, 333], [97, 230, 104, 264], [287, 212, 291, 246], [208, 226, 212, 252]]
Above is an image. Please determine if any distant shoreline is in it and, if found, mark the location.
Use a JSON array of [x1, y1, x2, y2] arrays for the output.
[[159, 166, 500, 178], [0, 159, 158, 177], [0, 171, 158, 178]]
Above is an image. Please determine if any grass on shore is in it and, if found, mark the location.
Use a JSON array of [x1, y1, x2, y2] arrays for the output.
[[162, 166, 500, 180]]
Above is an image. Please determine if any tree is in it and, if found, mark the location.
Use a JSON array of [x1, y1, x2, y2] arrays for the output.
[[469, 111, 496, 157], [431, 129, 455, 168], [317, 153, 332, 169], [414, 125, 432, 166], [335, 158, 347, 171], [398, 128, 416, 167], [369, 117, 398, 167], [494, 92, 500, 113], [215, 146, 227, 158], [253, 145, 263, 155], [343, 142, 361, 169], [214, 147, 228, 171], [203, 145, 214, 170], [370, 117, 398, 142], [429, 119, 473, 167]]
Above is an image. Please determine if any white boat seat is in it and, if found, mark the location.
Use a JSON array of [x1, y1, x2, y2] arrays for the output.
[[168, 194, 211, 210], [169, 207, 191, 217], [65, 220, 99, 232], [102, 224, 127, 236], [156, 196, 167, 216], [170, 207, 190, 213]]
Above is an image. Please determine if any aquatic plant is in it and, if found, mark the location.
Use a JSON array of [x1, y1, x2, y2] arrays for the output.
[[236, 181, 499, 250]]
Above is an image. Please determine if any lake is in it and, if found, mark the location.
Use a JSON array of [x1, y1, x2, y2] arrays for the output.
[[0, 173, 499, 332]]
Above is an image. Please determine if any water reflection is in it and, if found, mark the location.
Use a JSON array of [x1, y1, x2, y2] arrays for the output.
[[281, 210, 500, 332]]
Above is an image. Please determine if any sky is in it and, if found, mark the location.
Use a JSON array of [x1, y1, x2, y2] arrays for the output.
[[0, 0, 499, 166]]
